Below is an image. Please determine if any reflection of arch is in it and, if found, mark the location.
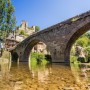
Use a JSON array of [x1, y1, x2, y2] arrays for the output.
[[65, 22, 90, 61], [11, 52, 19, 62], [23, 39, 52, 62]]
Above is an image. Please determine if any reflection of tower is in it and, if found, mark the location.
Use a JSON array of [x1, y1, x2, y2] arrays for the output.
[[21, 20, 28, 30]]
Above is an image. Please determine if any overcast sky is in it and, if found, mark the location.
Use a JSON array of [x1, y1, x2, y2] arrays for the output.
[[12, 0, 90, 30]]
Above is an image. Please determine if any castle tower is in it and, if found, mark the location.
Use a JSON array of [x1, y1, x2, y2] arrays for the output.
[[21, 20, 28, 30]]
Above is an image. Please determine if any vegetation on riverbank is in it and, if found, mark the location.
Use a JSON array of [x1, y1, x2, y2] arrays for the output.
[[30, 52, 50, 65], [70, 32, 90, 63]]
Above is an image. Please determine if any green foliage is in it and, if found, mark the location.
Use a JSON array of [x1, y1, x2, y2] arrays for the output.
[[19, 30, 29, 36], [77, 57, 86, 63], [31, 52, 45, 61], [84, 32, 90, 39], [20, 30, 25, 35], [31, 52, 38, 59], [70, 56, 78, 63], [70, 45, 76, 56], [30, 52, 49, 65], [35, 26, 40, 31], [85, 46, 90, 55], [76, 36, 89, 47], [0, 0, 16, 39], [84, 46, 90, 62], [70, 32, 90, 63], [30, 57, 37, 67], [37, 53, 45, 60]]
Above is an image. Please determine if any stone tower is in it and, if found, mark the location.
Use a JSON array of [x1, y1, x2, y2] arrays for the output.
[[20, 20, 28, 30]]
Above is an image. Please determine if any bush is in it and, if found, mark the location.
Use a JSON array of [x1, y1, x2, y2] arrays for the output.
[[87, 56, 90, 63], [70, 56, 78, 63], [76, 37, 89, 47], [35, 26, 40, 31], [85, 46, 90, 55], [77, 57, 86, 63], [37, 53, 45, 64], [30, 52, 46, 64], [20, 30, 25, 35]]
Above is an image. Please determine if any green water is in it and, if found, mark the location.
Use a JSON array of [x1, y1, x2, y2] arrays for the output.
[[0, 60, 90, 90]]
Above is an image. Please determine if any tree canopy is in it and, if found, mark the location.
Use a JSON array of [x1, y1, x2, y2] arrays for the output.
[[0, 0, 16, 39], [35, 26, 40, 31], [76, 36, 89, 47]]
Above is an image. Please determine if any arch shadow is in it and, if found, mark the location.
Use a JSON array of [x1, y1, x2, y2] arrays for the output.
[[11, 52, 19, 62]]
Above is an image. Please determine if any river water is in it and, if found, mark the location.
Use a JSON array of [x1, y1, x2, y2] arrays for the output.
[[0, 60, 90, 90]]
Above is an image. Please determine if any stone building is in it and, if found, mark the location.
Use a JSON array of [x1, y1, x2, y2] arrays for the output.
[[6, 20, 47, 54], [5, 33, 19, 50], [32, 42, 47, 54], [19, 20, 27, 30], [16, 20, 36, 36]]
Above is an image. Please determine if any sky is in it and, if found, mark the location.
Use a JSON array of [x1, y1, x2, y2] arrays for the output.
[[12, 0, 90, 30]]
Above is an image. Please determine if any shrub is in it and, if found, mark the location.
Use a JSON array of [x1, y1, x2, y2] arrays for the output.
[[20, 30, 25, 35], [76, 37, 89, 47], [35, 26, 40, 31], [87, 56, 90, 63], [30, 52, 46, 64], [70, 56, 77, 63], [77, 57, 86, 63]]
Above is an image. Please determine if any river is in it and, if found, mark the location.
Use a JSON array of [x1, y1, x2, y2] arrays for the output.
[[0, 59, 90, 90]]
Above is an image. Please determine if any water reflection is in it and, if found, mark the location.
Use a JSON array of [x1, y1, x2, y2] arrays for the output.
[[0, 58, 11, 80], [71, 63, 90, 89], [29, 63, 52, 83], [0, 59, 90, 90]]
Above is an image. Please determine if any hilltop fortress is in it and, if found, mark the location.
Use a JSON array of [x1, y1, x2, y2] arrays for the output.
[[5, 20, 47, 54], [16, 20, 36, 36]]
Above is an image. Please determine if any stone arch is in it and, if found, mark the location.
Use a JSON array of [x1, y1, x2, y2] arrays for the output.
[[22, 38, 52, 62], [11, 52, 19, 62], [64, 22, 90, 62]]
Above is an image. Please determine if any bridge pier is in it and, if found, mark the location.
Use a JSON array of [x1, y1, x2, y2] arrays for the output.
[[11, 52, 19, 62], [50, 48, 70, 63]]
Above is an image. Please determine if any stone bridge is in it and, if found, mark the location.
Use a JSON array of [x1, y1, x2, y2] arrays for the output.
[[10, 10, 90, 63]]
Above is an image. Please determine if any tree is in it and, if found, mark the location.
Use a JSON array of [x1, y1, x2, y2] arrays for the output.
[[0, 0, 16, 40], [84, 32, 90, 39], [76, 36, 89, 47], [35, 26, 40, 31]]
